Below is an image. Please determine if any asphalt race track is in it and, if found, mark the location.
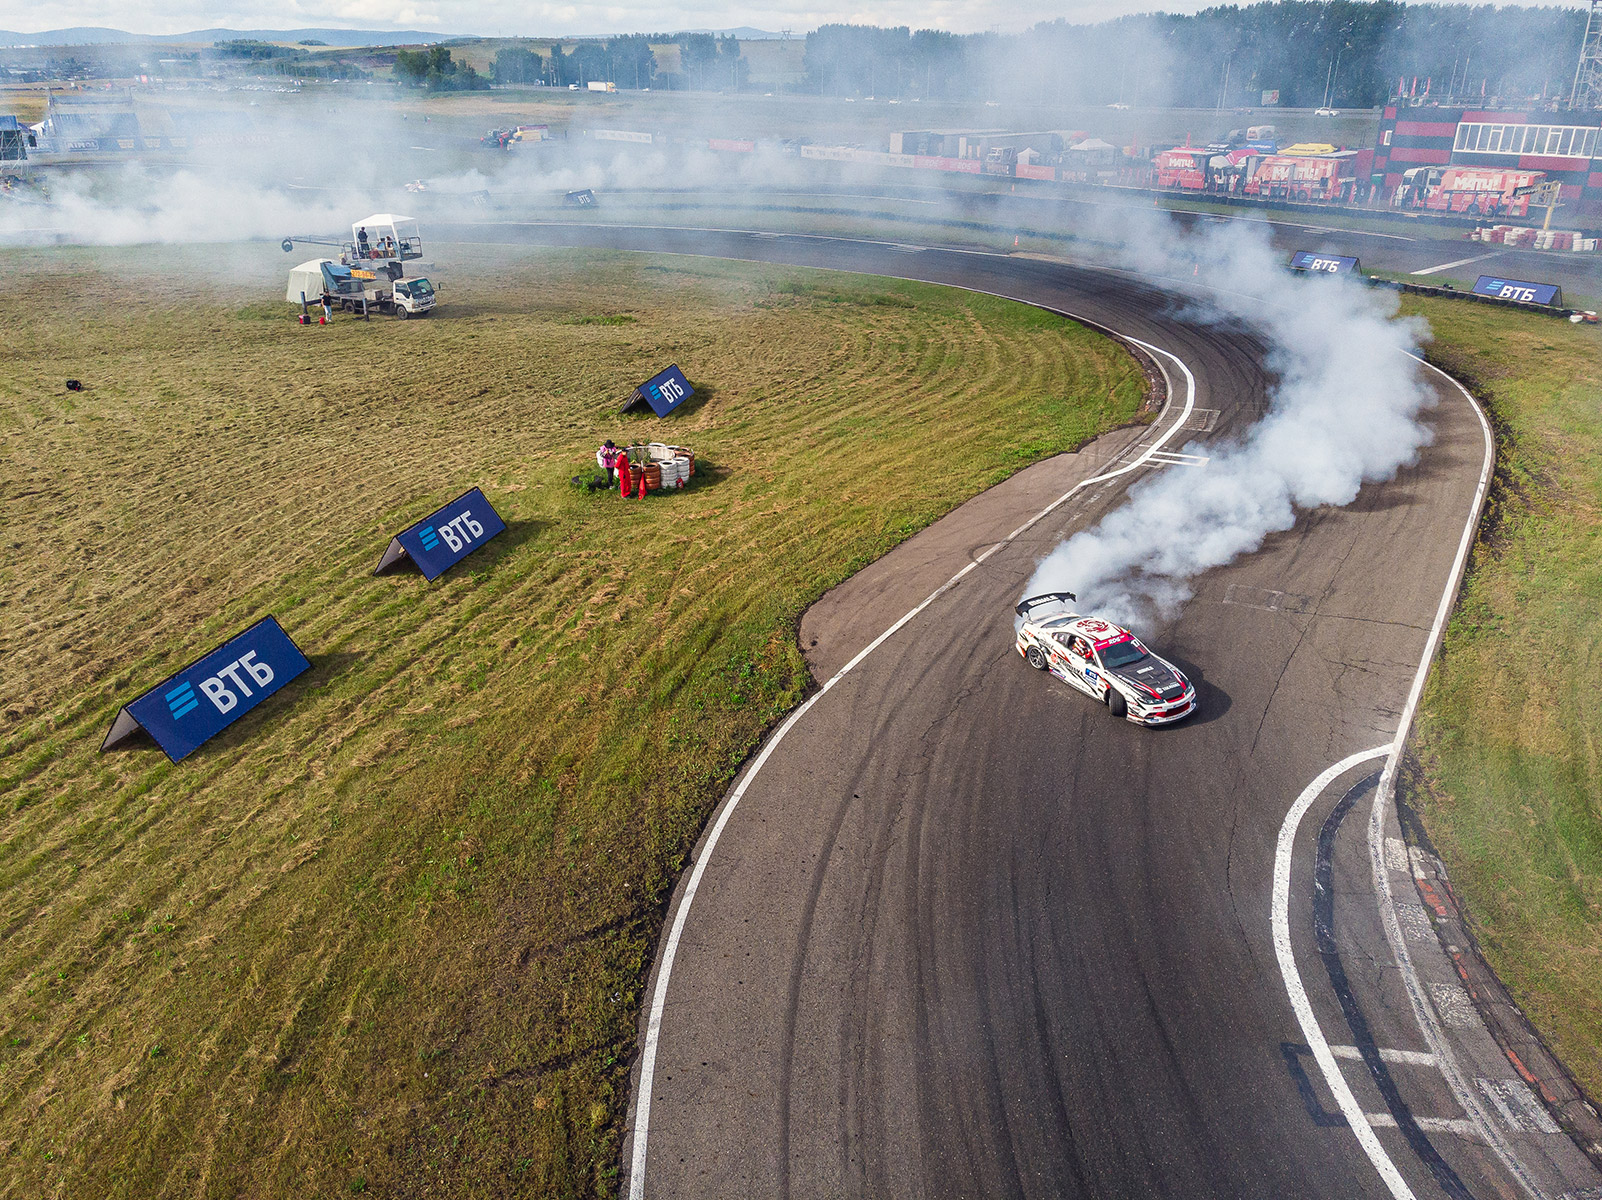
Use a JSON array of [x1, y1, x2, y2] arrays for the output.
[[542, 183, 1602, 303], [437, 223, 1602, 1199]]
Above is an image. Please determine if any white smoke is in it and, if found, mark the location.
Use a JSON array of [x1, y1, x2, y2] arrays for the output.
[[0, 161, 361, 245], [1021, 215, 1436, 624]]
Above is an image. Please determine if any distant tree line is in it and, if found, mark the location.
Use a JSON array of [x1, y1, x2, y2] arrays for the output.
[[801, 3, 1593, 108], [487, 33, 747, 91], [394, 46, 489, 91], [209, 39, 296, 61], [204, 39, 372, 80]]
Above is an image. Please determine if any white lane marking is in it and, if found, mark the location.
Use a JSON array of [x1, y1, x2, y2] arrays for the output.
[[1385, 836, 1411, 873], [625, 321, 1198, 1200], [1395, 902, 1435, 941], [1367, 1112, 1483, 1138], [1149, 449, 1210, 466], [1479, 1078, 1563, 1135], [1429, 981, 1479, 1028], [1331, 1045, 1441, 1068], [1411, 253, 1497, 276], [1274, 745, 1415, 1199], [1364, 358, 1554, 1199]]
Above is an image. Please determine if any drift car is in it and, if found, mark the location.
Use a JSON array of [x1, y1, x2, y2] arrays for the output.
[[1014, 592, 1196, 725]]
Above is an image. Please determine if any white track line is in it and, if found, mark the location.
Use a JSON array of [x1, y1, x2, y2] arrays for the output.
[[1331, 1045, 1441, 1068], [1274, 352, 1504, 1200], [1363, 358, 1552, 1199], [626, 329, 1197, 1200], [1368, 1113, 1483, 1139], [1411, 253, 1497, 276], [1275, 744, 1409, 1197]]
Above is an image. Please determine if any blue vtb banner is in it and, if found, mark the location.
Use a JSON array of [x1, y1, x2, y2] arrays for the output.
[[638, 365, 695, 417], [374, 487, 506, 580], [100, 616, 312, 763], [1472, 275, 1562, 306], [1289, 251, 1361, 274]]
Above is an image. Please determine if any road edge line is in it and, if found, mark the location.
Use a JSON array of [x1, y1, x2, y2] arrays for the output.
[[1364, 357, 1555, 1199], [1275, 745, 1413, 1198]]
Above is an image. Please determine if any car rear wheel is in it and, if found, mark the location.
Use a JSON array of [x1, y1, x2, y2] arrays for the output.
[[1025, 645, 1047, 670], [1107, 689, 1127, 718]]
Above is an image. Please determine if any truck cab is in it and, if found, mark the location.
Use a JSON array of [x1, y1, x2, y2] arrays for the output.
[[392, 277, 435, 317], [357, 276, 435, 318]]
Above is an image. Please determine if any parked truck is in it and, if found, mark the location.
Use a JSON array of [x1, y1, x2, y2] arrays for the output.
[[282, 214, 436, 319], [353, 275, 436, 318], [1245, 151, 1360, 203], [1428, 166, 1544, 218], [587, 81, 617, 93], [1153, 147, 1212, 190]]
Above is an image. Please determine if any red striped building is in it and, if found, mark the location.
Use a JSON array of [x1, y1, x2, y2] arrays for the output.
[[1373, 105, 1602, 220]]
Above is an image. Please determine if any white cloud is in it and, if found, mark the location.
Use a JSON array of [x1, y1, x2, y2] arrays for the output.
[[0, 0, 1577, 38]]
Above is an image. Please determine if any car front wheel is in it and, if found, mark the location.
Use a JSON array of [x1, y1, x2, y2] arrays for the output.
[[1025, 645, 1047, 670], [1107, 689, 1127, 718]]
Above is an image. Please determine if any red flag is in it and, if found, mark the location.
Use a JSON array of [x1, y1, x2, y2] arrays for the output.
[[1423, 77, 1431, 96], [1410, 76, 1417, 97]]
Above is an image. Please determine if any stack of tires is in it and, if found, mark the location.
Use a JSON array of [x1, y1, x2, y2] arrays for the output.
[[626, 443, 697, 491]]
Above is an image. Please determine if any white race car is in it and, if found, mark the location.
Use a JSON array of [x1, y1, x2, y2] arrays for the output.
[[1014, 592, 1197, 725]]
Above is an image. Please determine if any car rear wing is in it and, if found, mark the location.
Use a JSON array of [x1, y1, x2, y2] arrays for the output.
[[1015, 591, 1077, 619]]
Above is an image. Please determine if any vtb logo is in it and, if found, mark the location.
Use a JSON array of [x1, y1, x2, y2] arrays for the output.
[[168, 652, 276, 718], [165, 681, 200, 720], [427, 510, 486, 553], [651, 377, 687, 404], [1490, 281, 1539, 302]]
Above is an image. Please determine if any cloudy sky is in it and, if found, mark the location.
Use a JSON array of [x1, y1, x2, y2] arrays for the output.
[[0, 0, 1584, 36]]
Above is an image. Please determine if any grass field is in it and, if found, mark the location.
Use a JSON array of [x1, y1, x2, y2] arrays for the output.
[[0, 244, 1144, 1197], [1403, 297, 1602, 1100]]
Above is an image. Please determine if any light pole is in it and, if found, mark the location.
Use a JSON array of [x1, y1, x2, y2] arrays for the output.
[[1322, 44, 1346, 107]]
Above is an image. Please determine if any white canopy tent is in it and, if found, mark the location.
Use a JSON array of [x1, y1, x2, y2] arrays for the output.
[[286, 258, 360, 304]]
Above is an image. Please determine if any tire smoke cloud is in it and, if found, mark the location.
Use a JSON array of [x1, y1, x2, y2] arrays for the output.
[[1021, 213, 1437, 625]]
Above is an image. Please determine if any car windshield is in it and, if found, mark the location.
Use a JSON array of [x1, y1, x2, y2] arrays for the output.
[[1099, 639, 1148, 669]]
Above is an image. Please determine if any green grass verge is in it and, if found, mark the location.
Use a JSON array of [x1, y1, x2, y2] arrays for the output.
[[1364, 270, 1602, 314], [0, 243, 1144, 1197], [1404, 296, 1602, 1100]]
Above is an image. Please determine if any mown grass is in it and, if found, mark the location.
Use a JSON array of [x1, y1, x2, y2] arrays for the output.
[[1403, 297, 1602, 1098], [0, 243, 1143, 1197]]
